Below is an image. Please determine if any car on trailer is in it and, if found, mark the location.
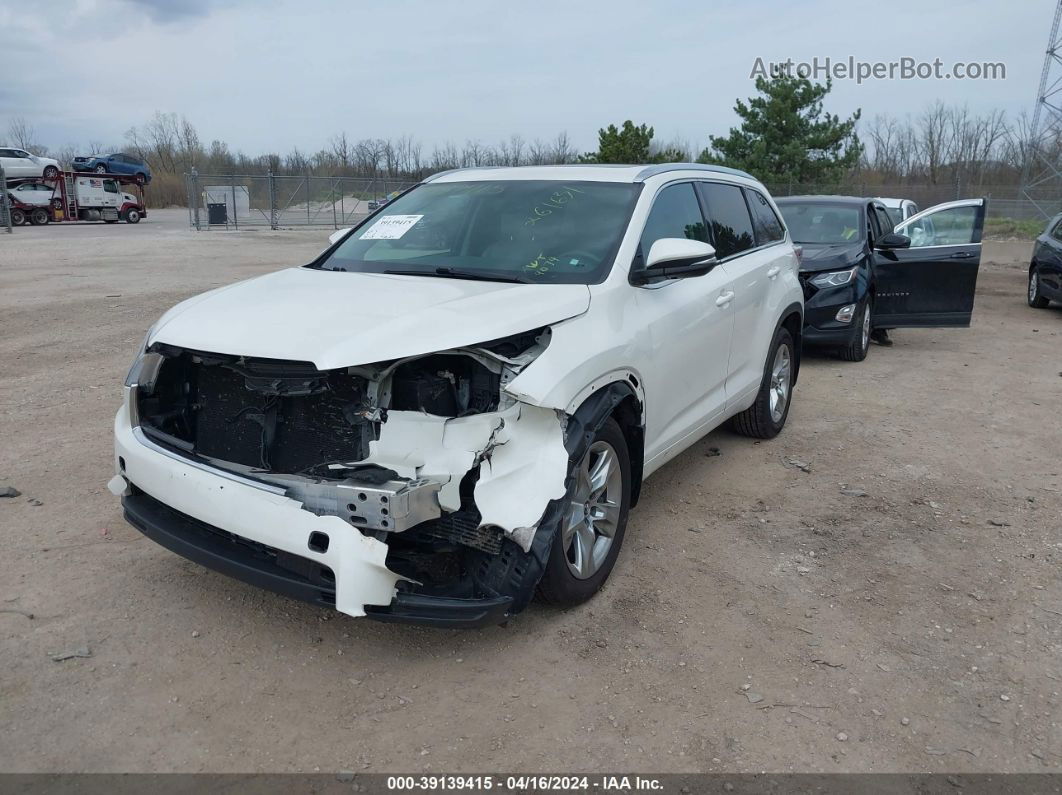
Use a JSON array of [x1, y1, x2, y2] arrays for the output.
[[5, 180, 56, 225], [0, 146, 61, 179], [72, 153, 153, 184]]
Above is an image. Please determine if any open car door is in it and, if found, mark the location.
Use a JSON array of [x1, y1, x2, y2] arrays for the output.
[[873, 198, 986, 327]]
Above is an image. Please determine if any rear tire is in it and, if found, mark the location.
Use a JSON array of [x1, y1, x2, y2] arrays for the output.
[[29, 208, 50, 225], [838, 299, 872, 362], [1029, 266, 1050, 308], [537, 417, 631, 607], [732, 326, 795, 439], [10, 208, 26, 226]]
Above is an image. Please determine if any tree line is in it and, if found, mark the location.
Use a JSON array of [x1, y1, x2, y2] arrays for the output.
[[6, 75, 1056, 206]]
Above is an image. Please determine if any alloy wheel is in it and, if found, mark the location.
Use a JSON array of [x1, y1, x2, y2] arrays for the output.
[[861, 303, 871, 353], [563, 441, 622, 579], [1029, 271, 1038, 302], [769, 344, 792, 424]]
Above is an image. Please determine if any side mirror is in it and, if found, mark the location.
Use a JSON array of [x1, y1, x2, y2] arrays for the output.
[[632, 238, 718, 285], [876, 232, 911, 250], [328, 227, 352, 246]]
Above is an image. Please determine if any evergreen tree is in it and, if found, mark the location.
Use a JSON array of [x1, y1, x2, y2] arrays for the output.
[[699, 75, 862, 184]]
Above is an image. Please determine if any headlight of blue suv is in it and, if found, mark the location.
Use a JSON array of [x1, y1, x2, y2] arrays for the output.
[[809, 266, 859, 288]]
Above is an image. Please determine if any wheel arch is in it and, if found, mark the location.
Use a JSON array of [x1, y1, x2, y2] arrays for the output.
[[777, 302, 803, 386], [567, 380, 645, 508]]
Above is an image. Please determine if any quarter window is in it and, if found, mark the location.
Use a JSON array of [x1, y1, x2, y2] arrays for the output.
[[639, 184, 709, 257], [744, 188, 784, 245], [698, 182, 755, 258]]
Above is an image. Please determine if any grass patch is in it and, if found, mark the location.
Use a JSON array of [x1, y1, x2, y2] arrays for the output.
[[984, 217, 1046, 240]]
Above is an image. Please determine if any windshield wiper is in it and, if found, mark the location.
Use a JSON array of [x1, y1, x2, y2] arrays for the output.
[[383, 267, 530, 284]]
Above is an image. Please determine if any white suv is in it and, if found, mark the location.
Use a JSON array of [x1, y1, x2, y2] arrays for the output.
[[111, 164, 803, 627], [0, 146, 61, 179]]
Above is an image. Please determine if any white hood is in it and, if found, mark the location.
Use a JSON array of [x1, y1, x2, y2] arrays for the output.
[[150, 267, 591, 369]]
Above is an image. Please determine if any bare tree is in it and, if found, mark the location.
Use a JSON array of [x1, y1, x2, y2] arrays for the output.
[[7, 117, 40, 151]]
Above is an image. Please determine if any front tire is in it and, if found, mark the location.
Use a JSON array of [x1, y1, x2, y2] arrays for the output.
[[838, 299, 872, 362], [1029, 266, 1050, 308], [42, 165, 59, 179], [732, 326, 795, 439], [95, 164, 107, 174], [537, 417, 631, 607], [123, 208, 141, 224]]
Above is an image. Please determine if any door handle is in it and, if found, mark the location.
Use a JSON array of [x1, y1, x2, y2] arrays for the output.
[[950, 251, 975, 259], [766, 266, 781, 279], [715, 291, 735, 307]]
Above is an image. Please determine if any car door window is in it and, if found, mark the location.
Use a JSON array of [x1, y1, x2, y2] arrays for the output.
[[639, 184, 709, 257], [104, 180, 119, 194], [898, 205, 980, 247], [873, 207, 894, 239], [697, 182, 755, 258], [1051, 219, 1062, 243], [744, 188, 784, 245]]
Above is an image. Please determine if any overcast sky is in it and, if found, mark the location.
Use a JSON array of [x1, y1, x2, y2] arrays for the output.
[[0, 0, 1052, 156]]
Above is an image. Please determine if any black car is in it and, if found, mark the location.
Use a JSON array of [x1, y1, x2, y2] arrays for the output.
[[1029, 213, 1062, 308], [776, 196, 986, 361]]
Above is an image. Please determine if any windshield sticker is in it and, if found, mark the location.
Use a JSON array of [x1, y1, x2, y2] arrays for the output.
[[360, 214, 424, 240]]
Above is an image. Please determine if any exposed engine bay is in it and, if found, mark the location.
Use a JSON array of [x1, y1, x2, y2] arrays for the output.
[[127, 328, 576, 614]]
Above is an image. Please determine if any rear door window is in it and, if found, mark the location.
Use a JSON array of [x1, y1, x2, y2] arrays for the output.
[[697, 182, 755, 258], [744, 188, 784, 245]]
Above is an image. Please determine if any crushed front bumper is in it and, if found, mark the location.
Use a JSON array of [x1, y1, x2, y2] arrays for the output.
[[122, 490, 512, 628], [112, 403, 513, 627]]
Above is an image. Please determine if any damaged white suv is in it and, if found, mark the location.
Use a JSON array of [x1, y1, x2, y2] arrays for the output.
[[111, 164, 803, 627]]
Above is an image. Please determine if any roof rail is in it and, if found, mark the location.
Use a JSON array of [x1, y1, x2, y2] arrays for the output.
[[422, 166, 507, 183], [634, 162, 757, 182]]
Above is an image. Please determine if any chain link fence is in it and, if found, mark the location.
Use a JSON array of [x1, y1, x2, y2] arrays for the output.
[[184, 171, 416, 230], [181, 172, 1060, 232], [764, 182, 1060, 220]]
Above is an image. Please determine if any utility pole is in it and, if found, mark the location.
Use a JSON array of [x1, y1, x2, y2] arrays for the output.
[[1019, 0, 1062, 218]]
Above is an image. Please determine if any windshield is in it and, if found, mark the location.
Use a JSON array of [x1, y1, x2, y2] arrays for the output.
[[778, 203, 863, 245], [316, 180, 641, 283]]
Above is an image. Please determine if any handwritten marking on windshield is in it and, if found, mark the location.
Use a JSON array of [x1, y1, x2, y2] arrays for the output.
[[525, 185, 585, 226]]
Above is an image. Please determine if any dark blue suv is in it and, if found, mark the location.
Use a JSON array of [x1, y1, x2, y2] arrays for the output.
[[72, 153, 152, 184], [1029, 213, 1062, 308]]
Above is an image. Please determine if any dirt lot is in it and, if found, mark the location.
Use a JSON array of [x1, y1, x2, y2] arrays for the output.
[[1, 212, 1059, 774]]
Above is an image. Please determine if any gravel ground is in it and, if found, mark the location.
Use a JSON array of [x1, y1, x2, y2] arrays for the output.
[[1, 211, 1059, 773]]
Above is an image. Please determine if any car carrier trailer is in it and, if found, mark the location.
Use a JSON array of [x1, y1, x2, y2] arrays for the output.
[[4, 170, 148, 225]]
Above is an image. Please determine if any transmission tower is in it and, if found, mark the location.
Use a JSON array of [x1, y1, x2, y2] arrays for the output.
[[1020, 0, 1062, 217]]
